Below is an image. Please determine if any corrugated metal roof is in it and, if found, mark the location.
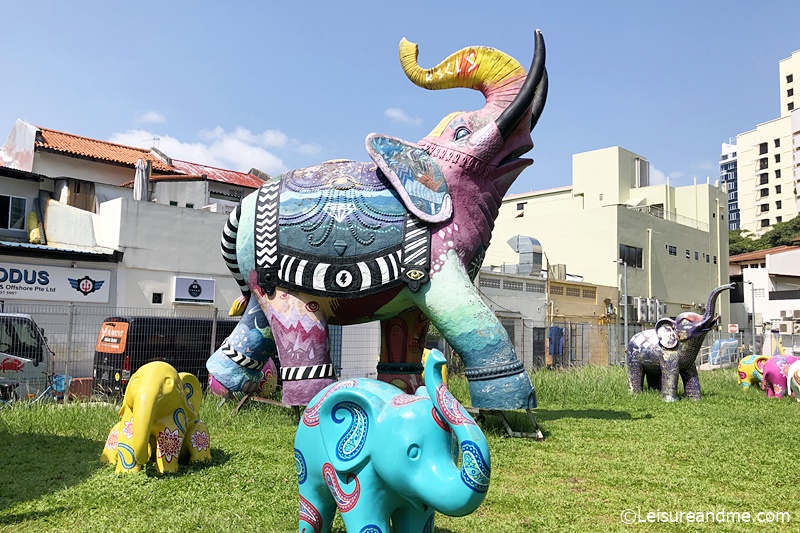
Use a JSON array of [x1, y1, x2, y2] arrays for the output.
[[170, 160, 264, 188], [0, 240, 120, 258], [35, 127, 176, 173], [729, 245, 797, 263]]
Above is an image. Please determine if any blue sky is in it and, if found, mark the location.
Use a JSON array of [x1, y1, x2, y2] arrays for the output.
[[2, 1, 797, 194]]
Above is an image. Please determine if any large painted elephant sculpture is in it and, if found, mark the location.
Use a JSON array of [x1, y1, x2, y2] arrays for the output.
[[627, 284, 733, 402], [294, 349, 489, 533], [207, 30, 549, 410], [101, 362, 211, 473]]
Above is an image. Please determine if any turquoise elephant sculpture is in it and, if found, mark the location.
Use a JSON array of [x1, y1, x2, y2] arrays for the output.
[[207, 29, 548, 412], [101, 362, 211, 473], [294, 349, 490, 533], [737, 354, 771, 390]]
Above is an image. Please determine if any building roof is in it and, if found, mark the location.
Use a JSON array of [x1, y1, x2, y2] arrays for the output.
[[35, 127, 176, 173], [729, 245, 798, 263], [170, 159, 265, 188]]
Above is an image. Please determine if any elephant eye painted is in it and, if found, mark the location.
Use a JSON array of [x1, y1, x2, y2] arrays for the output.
[[407, 444, 421, 461], [454, 127, 471, 140]]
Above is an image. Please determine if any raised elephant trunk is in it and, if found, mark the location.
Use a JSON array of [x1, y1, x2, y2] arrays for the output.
[[423, 350, 490, 516], [703, 283, 734, 323]]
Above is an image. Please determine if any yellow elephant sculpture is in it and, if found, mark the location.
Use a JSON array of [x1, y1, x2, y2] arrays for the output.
[[101, 361, 211, 473]]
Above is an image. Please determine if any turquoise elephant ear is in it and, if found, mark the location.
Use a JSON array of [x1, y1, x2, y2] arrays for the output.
[[366, 133, 452, 223]]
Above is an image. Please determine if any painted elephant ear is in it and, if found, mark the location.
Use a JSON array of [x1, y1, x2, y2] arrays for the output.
[[366, 133, 452, 223], [655, 319, 678, 350], [319, 386, 383, 473]]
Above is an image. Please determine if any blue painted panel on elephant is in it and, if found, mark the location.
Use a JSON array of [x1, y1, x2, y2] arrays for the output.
[[275, 161, 410, 296]]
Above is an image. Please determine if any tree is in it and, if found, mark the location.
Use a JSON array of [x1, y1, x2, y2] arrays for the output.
[[729, 216, 800, 255], [728, 229, 760, 255]]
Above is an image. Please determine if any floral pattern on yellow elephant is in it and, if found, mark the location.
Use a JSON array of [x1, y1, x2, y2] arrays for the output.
[[737, 355, 771, 390], [100, 362, 211, 473]]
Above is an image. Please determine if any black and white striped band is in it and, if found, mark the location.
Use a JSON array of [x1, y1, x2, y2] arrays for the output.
[[220, 340, 266, 371], [280, 364, 336, 381]]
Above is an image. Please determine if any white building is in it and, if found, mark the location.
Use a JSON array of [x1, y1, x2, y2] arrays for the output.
[[733, 49, 800, 236], [485, 146, 731, 333]]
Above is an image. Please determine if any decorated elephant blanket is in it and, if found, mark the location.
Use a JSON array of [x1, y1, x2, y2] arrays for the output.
[[255, 160, 431, 298]]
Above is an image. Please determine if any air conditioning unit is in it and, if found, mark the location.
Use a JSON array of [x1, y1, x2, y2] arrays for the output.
[[658, 301, 668, 319], [794, 310, 800, 320], [634, 297, 648, 322], [778, 321, 794, 334], [794, 323, 800, 335], [647, 298, 657, 322], [781, 309, 792, 318]]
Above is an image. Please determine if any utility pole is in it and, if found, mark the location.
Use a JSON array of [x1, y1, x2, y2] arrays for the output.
[[614, 259, 629, 365]]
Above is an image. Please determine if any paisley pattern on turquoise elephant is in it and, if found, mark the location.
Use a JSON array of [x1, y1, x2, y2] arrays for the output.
[[761, 355, 799, 398], [627, 284, 733, 402], [737, 354, 771, 390], [100, 362, 211, 473], [207, 30, 548, 411], [294, 349, 489, 533]]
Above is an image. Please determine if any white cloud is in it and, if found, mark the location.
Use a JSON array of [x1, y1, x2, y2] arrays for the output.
[[135, 111, 166, 124], [384, 107, 423, 126], [108, 128, 288, 176], [649, 164, 668, 185]]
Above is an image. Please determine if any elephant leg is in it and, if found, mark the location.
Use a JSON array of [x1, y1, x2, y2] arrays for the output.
[[153, 411, 189, 473], [182, 420, 212, 464], [413, 250, 534, 410], [377, 309, 429, 393], [265, 289, 336, 406], [659, 360, 680, 402], [206, 296, 277, 395], [680, 365, 702, 400], [298, 485, 337, 533], [627, 359, 644, 393], [101, 421, 124, 464]]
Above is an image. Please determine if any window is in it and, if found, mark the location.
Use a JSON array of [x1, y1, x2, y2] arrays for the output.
[[789, 88, 794, 97], [186, 203, 194, 209], [758, 158, 768, 170], [582, 289, 596, 299], [790, 103, 795, 111], [619, 244, 643, 268], [775, 154, 781, 164], [599, 193, 603, 201], [516, 202, 526, 211], [728, 191, 737, 201], [549, 286, 563, 295], [774, 138, 781, 148], [760, 203, 769, 213], [565, 287, 581, 297], [776, 185, 782, 194], [667, 245, 677, 256], [776, 216, 783, 223], [758, 173, 769, 185], [0, 195, 27, 231], [788, 74, 794, 83], [758, 142, 768, 155], [169, 201, 178, 206], [776, 169, 782, 179], [759, 188, 769, 198], [695, 251, 699, 260], [504, 280, 524, 291], [706, 254, 710, 263], [713, 256, 717, 264], [479, 277, 501, 289], [525, 283, 545, 293], [776, 200, 782, 209], [760, 219, 770, 228]]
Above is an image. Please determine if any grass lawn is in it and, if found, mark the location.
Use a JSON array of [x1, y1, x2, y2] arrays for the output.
[[1, 366, 798, 532]]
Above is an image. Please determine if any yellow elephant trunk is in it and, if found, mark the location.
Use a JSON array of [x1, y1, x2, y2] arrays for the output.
[[130, 381, 160, 466]]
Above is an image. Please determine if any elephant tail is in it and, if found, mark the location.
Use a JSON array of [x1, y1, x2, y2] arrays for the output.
[[221, 203, 250, 316]]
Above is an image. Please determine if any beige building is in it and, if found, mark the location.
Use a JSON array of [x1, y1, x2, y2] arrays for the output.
[[484, 146, 731, 343], [734, 49, 800, 236]]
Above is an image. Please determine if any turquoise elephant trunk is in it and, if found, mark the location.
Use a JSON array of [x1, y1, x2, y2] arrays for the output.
[[294, 349, 490, 532]]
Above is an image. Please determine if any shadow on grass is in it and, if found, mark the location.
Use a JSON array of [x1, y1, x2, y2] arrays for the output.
[[0, 432, 101, 515], [0, 506, 69, 526], [473, 408, 651, 439]]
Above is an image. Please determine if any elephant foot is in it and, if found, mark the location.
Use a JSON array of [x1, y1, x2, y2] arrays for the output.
[[466, 365, 536, 410], [662, 396, 677, 403], [282, 377, 337, 406]]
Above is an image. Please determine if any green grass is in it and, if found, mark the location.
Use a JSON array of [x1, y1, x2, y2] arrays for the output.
[[1, 367, 799, 532]]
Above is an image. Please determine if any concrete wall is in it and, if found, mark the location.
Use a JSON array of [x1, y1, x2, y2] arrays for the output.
[[152, 181, 208, 208], [33, 152, 136, 186]]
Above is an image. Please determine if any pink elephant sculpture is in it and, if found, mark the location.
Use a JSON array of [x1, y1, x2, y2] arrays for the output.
[[761, 355, 799, 398]]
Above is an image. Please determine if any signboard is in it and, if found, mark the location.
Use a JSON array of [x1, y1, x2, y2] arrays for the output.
[[96, 321, 130, 353], [0, 261, 111, 303], [174, 277, 215, 304], [728, 324, 739, 334]]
